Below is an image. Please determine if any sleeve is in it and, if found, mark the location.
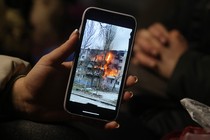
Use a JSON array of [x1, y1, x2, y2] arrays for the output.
[[166, 50, 210, 106], [0, 55, 31, 118]]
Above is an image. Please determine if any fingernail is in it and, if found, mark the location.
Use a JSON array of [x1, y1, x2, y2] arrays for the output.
[[69, 29, 79, 39], [133, 75, 138, 83], [129, 91, 134, 98], [73, 29, 79, 33], [115, 123, 120, 129]]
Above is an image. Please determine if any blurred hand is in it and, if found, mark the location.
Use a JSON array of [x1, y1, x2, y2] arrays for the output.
[[133, 23, 188, 79], [11, 29, 137, 129]]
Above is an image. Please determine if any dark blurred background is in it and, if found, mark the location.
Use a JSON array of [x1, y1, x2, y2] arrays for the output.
[[0, 1, 193, 140], [0, 0, 178, 65]]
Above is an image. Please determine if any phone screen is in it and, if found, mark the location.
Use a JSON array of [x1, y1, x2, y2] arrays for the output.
[[64, 7, 136, 121]]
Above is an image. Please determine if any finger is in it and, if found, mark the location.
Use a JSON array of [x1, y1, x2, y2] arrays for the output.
[[135, 50, 158, 68], [165, 30, 188, 56], [135, 30, 161, 56], [44, 29, 79, 65], [62, 61, 73, 69], [135, 37, 160, 56], [123, 91, 134, 101], [125, 75, 138, 88], [149, 23, 169, 44], [104, 121, 120, 129], [168, 30, 187, 46]]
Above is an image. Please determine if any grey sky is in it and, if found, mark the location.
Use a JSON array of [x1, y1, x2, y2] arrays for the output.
[[81, 20, 132, 51]]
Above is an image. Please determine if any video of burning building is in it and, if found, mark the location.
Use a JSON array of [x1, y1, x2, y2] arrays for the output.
[[70, 19, 132, 108]]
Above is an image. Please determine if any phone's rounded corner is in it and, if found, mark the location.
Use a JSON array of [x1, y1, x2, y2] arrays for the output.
[[84, 6, 98, 10], [83, 6, 98, 14], [132, 16, 138, 27], [63, 102, 71, 115], [63, 99, 67, 112], [63, 91, 69, 113]]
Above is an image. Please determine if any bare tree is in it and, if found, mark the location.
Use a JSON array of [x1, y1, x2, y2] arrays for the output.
[[99, 23, 117, 51], [81, 20, 96, 49]]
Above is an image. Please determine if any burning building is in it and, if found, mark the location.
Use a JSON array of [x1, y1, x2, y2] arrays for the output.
[[74, 48, 127, 92]]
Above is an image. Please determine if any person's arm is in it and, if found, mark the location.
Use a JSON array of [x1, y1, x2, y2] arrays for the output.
[[0, 30, 137, 129], [0, 55, 31, 118], [166, 50, 210, 106]]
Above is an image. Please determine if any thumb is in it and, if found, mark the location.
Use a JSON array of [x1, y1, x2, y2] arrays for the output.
[[159, 30, 187, 57], [168, 30, 186, 49], [43, 29, 79, 65]]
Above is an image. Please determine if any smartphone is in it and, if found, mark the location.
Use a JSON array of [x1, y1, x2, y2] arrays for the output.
[[64, 7, 137, 121]]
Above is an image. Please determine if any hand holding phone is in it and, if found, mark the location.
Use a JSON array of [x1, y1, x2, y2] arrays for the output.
[[64, 7, 137, 121]]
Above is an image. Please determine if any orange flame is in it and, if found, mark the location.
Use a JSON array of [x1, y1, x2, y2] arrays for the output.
[[105, 52, 113, 63], [104, 52, 118, 77], [94, 52, 118, 78]]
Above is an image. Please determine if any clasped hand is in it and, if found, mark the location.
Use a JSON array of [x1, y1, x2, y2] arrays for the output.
[[133, 23, 188, 79]]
